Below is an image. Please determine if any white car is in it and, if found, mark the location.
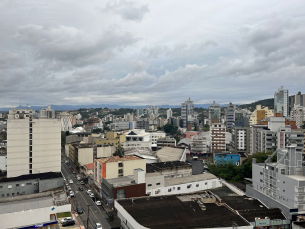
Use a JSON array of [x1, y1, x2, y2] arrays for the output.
[[61, 217, 73, 224], [69, 179, 73, 184], [90, 193, 95, 198], [86, 190, 92, 195], [70, 191, 74, 197], [77, 176, 81, 181], [95, 200, 101, 205], [96, 223, 103, 229]]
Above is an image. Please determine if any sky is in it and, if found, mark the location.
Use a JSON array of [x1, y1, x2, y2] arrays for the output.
[[1, 0, 305, 107]]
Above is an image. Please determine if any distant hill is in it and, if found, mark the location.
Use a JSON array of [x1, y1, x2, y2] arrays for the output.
[[239, 98, 274, 110]]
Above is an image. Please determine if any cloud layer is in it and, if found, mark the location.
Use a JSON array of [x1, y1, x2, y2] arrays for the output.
[[1, 0, 305, 107]]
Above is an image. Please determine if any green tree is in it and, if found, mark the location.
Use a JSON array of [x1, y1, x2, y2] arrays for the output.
[[301, 121, 305, 129], [92, 128, 102, 133], [163, 124, 178, 135], [113, 145, 124, 157]]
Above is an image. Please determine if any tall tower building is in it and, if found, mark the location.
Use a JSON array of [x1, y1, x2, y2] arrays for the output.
[[210, 123, 226, 152], [226, 102, 236, 129], [209, 101, 221, 124], [167, 108, 173, 120], [181, 98, 194, 128], [7, 109, 61, 177], [39, 105, 55, 118], [274, 86, 289, 117]]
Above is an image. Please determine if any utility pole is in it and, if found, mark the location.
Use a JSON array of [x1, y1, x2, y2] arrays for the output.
[[87, 204, 90, 229]]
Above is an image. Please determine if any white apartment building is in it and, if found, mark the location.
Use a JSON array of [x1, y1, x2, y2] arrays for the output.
[[291, 105, 305, 129], [190, 134, 207, 154], [150, 131, 166, 146], [38, 105, 55, 119], [167, 108, 173, 120], [210, 123, 226, 152], [7, 109, 61, 178], [58, 112, 72, 131]]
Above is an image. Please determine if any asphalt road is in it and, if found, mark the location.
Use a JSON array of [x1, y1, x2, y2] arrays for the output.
[[61, 162, 111, 229]]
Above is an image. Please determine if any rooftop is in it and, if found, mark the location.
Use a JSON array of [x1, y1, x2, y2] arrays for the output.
[[96, 155, 143, 164], [146, 161, 191, 173], [164, 174, 217, 187], [117, 195, 249, 229], [84, 162, 94, 170], [156, 147, 185, 162], [287, 175, 305, 181], [0, 172, 62, 183], [104, 176, 135, 187]]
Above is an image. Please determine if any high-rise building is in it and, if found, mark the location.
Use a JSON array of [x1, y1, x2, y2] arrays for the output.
[[58, 112, 72, 131], [181, 98, 194, 128], [39, 105, 55, 119], [167, 108, 173, 120], [7, 109, 61, 177], [209, 101, 221, 124], [226, 102, 236, 129], [291, 91, 305, 107], [291, 105, 305, 129], [274, 86, 289, 117], [210, 123, 226, 152], [249, 105, 274, 126]]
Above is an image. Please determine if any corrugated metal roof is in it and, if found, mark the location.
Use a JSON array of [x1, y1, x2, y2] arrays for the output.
[[156, 147, 184, 162]]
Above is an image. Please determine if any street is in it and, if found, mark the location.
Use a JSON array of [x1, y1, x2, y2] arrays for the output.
[[61, 162, 112, 229]]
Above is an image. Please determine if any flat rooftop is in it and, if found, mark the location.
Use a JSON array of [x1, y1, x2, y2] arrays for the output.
[[0, 172, 62, 183], [287, 175, 305, 181], [117, 195, 249, 228], [146, 161, 191, 173], [164, 174, 217, 187], [96, 155, 143, 163]]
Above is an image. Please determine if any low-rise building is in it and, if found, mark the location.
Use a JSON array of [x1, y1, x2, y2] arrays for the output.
[[94, 155, 146, 186], [156, 137, 176, 150], [94, 131, 126, 150], [83, 162, 94, 176], [0, 172, 63, 198], [0, 189, 70, 229]]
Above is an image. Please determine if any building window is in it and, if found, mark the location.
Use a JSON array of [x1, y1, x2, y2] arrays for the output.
[[156, 183, 160, 185], [26, 183, 32, 186], [8, 185, 12, 189], [7, 194, 9, 197], [187, 184, 191, 189], [148, 184, 152, 187], [1, 194, 4, 197], [118, 169, 123, 174], [118, 163, 123, 167], [283, 181, 285, 184], [0, 186, 2, 189], [16, 184, 19, 187], [12, 193, 15, 196], [283, 190, 285, 192], [17, 192, 19, 195], [205, 182, 207, 185], [168, 188, 172, 192], [177, 187, 181, 190], [196, 184, 199, 187]]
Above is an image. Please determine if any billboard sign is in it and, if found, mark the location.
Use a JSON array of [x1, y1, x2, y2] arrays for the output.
[[255, 219, 270, 227]]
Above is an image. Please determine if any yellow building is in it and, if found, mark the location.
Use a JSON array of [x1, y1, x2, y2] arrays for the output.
[[249, 105, 274, 126], [94, 131, 126, 149]]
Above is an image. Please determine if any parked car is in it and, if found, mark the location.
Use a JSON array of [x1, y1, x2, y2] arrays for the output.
[[69, 191, 74, 197], [86, 190, 92, 195], [77, 176, 81, 181], [69, 179, 73, 184], [67, 186, 71, 191], [96, 223, 103, 229], [62, 219, 75, 227], [72, 171, 76, 174], [76, 205, 83, 214], [95, 200, 101, 206], [79, 187, 83, 191], [61, 217, 73, 224], [90, 193, 95, 198], [80, 181, 85, 185]]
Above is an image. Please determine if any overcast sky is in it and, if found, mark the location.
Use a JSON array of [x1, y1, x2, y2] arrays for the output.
[[1, 0, 305, 107]]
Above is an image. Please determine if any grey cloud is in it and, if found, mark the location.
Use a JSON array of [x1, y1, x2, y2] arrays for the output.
[[103, 0, 149, 22]]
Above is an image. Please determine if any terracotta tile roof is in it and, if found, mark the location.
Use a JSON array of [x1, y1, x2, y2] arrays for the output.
[[84, 163, 94, 170], [96, 155, 142, 164]]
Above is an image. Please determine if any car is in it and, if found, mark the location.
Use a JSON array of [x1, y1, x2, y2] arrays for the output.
[[72, 171, 76, 174], [95, 200, 101, 206], [86, 190, 92, 195], [78, 187, 83, 191], [65, 182, 68, 186], [67, 186, 71, 191], [62, 219, 75, 227], [60, 217, 73, 224], [69, 179, 73, 184], [96, 223, 103, 229], [76, 205, 83, 214], [69, 191, 74, 197], [65, 160, 68, 164], [80, 181, 84, 185], [90, 193, 94, 198], [63, 178, 66, 182], [77, 176, 81, 181]]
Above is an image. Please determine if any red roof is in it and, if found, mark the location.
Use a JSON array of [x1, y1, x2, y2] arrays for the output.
[[84, 163, 94, 170]]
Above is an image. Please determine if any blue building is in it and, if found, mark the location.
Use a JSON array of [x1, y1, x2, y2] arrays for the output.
[[213, 152, 240, 166]]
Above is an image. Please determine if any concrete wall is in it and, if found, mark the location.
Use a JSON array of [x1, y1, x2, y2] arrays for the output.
[[146, 174, 165, 190], [39, 177, 64, 192], [0, 179, 39, 198], [97, 146, 114, 158], [78, 148, 94, 165], [0, 154, 6, 171], [147, 178, 222, 197]]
